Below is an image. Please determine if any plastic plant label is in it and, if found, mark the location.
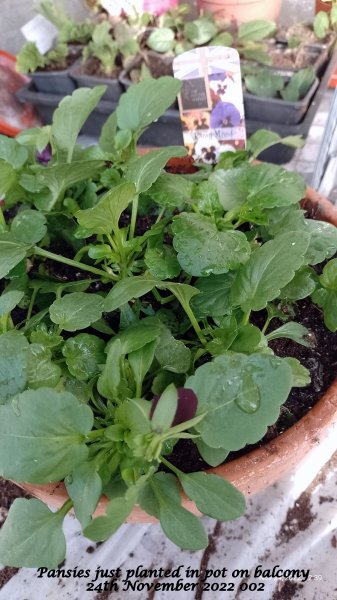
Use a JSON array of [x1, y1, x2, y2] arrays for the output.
[[21, 15, 58, 54], [173, 47, 246, 164]]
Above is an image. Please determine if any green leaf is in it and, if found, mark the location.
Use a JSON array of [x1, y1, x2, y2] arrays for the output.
[[193, 180, 223, 215], [0, 388, 93, 482], [0, 289, 24, 317], [318, 258, 337, 290], [245, 70, 284, 97], [172, 213, 250, 276], [145, 241, 181, 280], [247, 130, 304, 160], [116, 76, 181, 133], [187, 353, 292, 450], [206, 316, 238, 356], [0, 498, 66, 568], [279, 267, 316, 300], [104, 276, 158, 312], [184, 18, 218, 45], [303, 220, 337, 265], [266, 322, 311, 347], [65, 462, 102, 529], [281, 67, 316, 102], [212, 163, 306, 212], [129, 340, 157, 394], [27, 343, 62, 389], [147, 172, 194, 209], [210, 31, 234, 46], [0, 332, 29, 404], [49, 292, 104, 332], [0, 234, 30, 279], [179, 472, 246, 520], [99, 111, 117, 153], [191, 273, 234, 319], [62, 334, 105, 382], [238, 19, 276, 42], [97, 339, 123, 399], [312, 259, 337, 331], [155, 324, 191, 374], [115, 398, 151, 435], [16, 41, 46, 73], [76, 183, 136, 235], [0, 161, 17, 197], [147, 28, 175, 52], [98, 320, 160, 398], [313, 11, 330, 39], [151, 474, 208, 550], [0, 135, 28, 168], [151, 383, 178, 431], [31, 160, 105, 211], [195, 439, 229, 467], [51, 86, 107, 161], [231, 231, 310, 311], [284, 357, 311, 387], [11, 209, 47, 244], [83, 496, 135, 541], [240, 45, 272, 65], [230, 324, 266, 353], [266, 205, 306, 236], [312, 287, 337, 332], [162, 282, 199, 311], [125, 147, 187, 193]]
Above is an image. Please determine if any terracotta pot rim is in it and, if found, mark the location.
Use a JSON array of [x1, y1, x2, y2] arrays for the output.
[[17, 186, 337, 523]]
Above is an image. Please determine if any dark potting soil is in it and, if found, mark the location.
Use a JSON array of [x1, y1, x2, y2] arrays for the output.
[[0, 478, 30, 512], [268, 46, 320, 70], [277, 24, 335, 46], [36, 48, 80, 73], [143, 51, 174, 79], [75, 57, 120, 79]]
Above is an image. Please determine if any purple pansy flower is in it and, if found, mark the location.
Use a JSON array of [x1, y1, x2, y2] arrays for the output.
[[151, 387, 198, 427], [36, 143, 52, 166]]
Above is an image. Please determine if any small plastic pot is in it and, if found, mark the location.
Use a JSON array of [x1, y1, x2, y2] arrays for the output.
[[244, 77, 319, 125], [70, 63, 124, 102], [29, 68, 76, 95]]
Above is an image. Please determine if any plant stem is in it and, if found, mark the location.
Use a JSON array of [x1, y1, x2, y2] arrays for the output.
[[155, 207, 166, 223], [160, 456, 182, 477], [26, 287, 38, 323], [241, 310, 251, 326], [106, 233, 118, 254], [129, 194, 139, 240], [0, 206, 6, 228], [261, 317, 271, 335], [56, 498, 73, 518], [33, 247, 119, 282], [183, 304, 207, 345], [86, 428, 105, 440]]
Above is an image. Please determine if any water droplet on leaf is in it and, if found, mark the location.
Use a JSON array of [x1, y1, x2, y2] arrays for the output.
[[235, 373, 260, 413]]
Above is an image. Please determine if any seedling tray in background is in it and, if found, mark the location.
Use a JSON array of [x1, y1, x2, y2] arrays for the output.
[[69, 64, 124, 102], [243, 77, 320, 125]]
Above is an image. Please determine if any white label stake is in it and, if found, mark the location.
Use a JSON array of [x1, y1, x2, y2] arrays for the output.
[[21, 15, 58, 54], [173, 47, 246, 164]]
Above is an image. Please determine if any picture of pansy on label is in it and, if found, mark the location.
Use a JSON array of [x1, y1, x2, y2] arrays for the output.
[[173, 47, 246, 164]]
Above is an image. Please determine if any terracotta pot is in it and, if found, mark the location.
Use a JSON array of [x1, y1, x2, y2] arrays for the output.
[[197, 0, 283, 23], [17, 186, 337, 524], [316, 0, 331, 13]]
